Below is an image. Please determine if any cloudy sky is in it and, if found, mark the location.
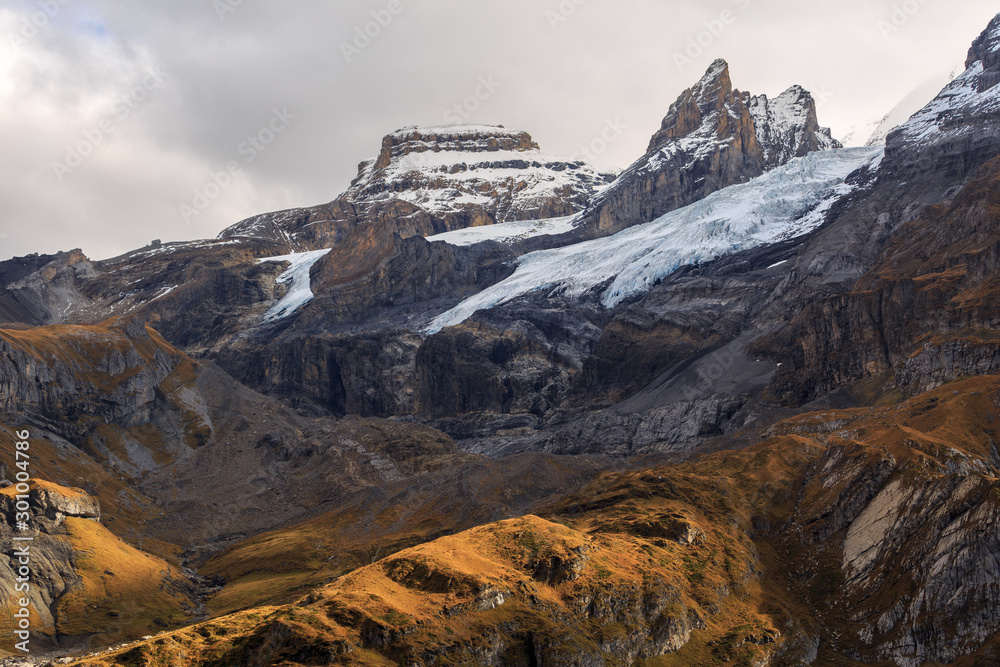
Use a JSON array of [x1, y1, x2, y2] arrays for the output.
[[1, 0, 997, 262]]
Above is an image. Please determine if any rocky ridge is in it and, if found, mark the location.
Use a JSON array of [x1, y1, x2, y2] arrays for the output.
[[0, 480, 195, 650], [5, 13, 1000, 667], [220, 124, 618, 249], [569, 59, 840, 240]]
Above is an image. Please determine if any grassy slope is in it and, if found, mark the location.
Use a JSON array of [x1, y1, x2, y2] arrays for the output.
[[64, 375, 1000, 666], [0, 481, 194, 649], [0, 319, 210, 556]]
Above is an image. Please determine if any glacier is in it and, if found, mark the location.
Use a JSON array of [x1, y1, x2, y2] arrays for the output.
[[427, 146, 882, 334], [258, 249, 332, 322]]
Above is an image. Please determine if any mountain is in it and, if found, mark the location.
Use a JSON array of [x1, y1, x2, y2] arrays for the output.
[[220, 125, 618, 250], [7, 12, 1000, 666], [427, 146, 880, 333], [64, 380, 1000, 665], [758, 26, 1000, 406], [861, 65, 964, 147], [570, 59, 840, 240]]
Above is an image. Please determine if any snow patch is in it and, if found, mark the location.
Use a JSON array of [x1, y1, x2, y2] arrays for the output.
[[149, 285, 178, 302], [258, 249, 332, 322], [426, 215, 578, 246]]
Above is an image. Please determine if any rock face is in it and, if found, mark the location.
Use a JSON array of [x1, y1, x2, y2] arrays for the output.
[[571, 59, 839, 238], [11, 12, 1000, 667], [755, 15, 1000, 405], [748, 84, 840, 168], [220, 125, 617, 249], [0, 318, 187, 446], [763, 383, 1000, 666], [29, 483, 101, 520], [0, 480, 195, 650], [0, 249, 95, 326], [755, 155, 1000, 403]]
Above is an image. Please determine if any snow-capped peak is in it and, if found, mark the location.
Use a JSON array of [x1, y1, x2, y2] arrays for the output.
[[220, 125, 617, 246], [344, 125, 618, 223], [749, 86, 840, 167]]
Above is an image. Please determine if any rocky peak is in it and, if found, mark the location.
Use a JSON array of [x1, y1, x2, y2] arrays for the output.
[[369, 125, 540, 172], [748, 84, 841, 168], [647, 58, 736, 147], [644, 61, 838, 164], [346, 124, 614, 211], [966, 11, 1000, 90], [579, 59, 837, 237], [220, 124, 617, 250]]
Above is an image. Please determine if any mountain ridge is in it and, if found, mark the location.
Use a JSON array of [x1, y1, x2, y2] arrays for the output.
[[6, 14, 1000, 665]]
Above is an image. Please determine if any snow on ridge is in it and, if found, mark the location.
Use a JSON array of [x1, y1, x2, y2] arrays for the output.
[[375, 148, 606, 178], [258, 249, 332, 323], [893, 60, 1000, 144], [387, 124, 526, 141], [351, 146, 617, 220], [426, 146, 882, 334], [865, 64, 966, 147]]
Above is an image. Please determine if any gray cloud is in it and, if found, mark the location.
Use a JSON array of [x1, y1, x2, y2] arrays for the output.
[[1, 0, 997, 261]]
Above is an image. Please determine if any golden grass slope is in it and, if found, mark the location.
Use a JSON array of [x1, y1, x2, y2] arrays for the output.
[[0, 480, 194, 652], [61, 375, 1000, 666], [69, 510, 763, 666]]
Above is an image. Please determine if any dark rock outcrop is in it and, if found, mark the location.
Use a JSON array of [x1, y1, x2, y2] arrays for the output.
[[0, 250, 95, 326], [755, 22, 1000, 404]]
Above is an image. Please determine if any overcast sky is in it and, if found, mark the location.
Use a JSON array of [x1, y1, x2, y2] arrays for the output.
[[1, 0, 998, 262]]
